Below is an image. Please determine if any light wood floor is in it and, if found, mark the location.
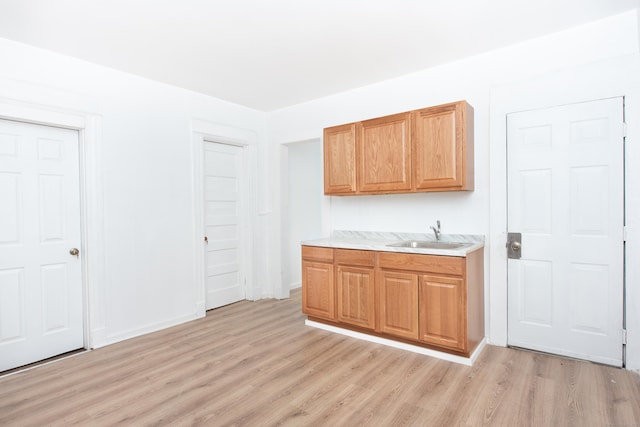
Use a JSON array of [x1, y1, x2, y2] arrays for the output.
[[1, 289, 639, 427]]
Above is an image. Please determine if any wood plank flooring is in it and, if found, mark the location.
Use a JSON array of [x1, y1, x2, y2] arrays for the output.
[[1, 289, 639, 426]]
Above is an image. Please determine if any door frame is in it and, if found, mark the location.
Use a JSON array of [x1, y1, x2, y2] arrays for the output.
[[489, 55, 640, 369], [191, 119, 257, 316], [505, 98, 625, 366], [0, 99, 105, 351]]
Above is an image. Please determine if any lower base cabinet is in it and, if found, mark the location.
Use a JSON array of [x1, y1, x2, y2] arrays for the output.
[[378, 270, 418, 340], [301, 247, 335, 320], [419, 274, 465, 351], [302, 246, 484, 357], [337, 265, 375, 329], [335, 248, 376, 329]]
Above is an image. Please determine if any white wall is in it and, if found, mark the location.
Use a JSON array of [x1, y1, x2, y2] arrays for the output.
[[0, 37, 273, 348], [268, 11, 640, 368]]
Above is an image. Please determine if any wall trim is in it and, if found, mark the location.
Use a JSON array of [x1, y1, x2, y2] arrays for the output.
[[289, 281, 302, 290], [102, 311, 198, 348]]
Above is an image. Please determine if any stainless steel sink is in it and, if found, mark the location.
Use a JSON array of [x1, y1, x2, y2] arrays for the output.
[[386, 240, 470, 250]]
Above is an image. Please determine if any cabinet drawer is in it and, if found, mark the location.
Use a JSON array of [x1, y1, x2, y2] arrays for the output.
[[378, 252, 464, 276], [335, 248, 375, 267], [302, 246, 334, 262]]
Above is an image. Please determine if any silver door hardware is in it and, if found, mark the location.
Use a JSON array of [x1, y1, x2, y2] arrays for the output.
[[507, 233, 521, 259], [69, 248, 80, 258], [204, 236, 208, 244]]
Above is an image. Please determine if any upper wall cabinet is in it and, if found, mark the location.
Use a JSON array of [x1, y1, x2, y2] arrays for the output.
[[323, 100, 474, 195], [413, 101, 474, 191], [323, 123, 357, 194], [358, 112, 411, 193]]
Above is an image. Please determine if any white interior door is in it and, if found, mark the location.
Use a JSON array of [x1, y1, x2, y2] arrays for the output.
[[0, 119, 84, 372], [507, 98, 624, 366], [204, 141, 246, 310]]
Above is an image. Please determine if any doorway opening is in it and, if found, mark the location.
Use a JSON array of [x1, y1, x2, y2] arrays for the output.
[[281, 139, 326, 294]]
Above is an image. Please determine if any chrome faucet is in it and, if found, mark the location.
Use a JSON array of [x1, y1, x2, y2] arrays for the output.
[[430, 220, 441, 241]]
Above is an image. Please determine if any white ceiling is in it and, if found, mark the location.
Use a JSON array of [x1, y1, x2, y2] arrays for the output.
[[0, 0, 637, 111]]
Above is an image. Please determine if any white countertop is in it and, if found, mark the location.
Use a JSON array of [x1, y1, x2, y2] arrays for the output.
[[301, 230, 485, 257]]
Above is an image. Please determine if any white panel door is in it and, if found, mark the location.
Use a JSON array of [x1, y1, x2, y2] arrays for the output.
[[0, 119, 83, 372], [204, 142, 245, 309], [507, 98, 624, 366]]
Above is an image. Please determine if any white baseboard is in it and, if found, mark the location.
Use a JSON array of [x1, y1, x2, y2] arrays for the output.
[[96, 312, 199, 349], [305, 319, 486, 366], [289, 281, 301, 290], [195, 300, 205, 317]]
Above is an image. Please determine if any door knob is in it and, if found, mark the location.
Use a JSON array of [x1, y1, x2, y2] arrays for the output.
[[507, 232, 522, 259], [69, 248, 79, 257]]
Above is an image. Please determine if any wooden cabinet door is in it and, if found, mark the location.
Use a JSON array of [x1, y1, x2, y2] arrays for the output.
[[324, 123, 356, 195], [337, 265, 375, 329], [358, 112, 411, 193], [378, 270, 418, 340], [302, 260, 335, 320], [418, 274, 466, 351], [413, 101, 473, 191]]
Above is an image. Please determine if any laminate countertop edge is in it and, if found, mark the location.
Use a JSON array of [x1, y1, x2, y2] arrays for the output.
[[301, 230, 485, 258]]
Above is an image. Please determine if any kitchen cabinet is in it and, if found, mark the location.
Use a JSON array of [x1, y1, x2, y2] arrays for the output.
[[377, 250, 482, 355], [302, 244, 484, 357], [301, 246, 335, 320], [323, 123, 356, 195], [418, 274, 465, 351], [335, 249, 375, 329], [323, 100, 473, 195], [357, 112, 411, 193], [378, 270, 418, 340], [413, 101, 474, 191]]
